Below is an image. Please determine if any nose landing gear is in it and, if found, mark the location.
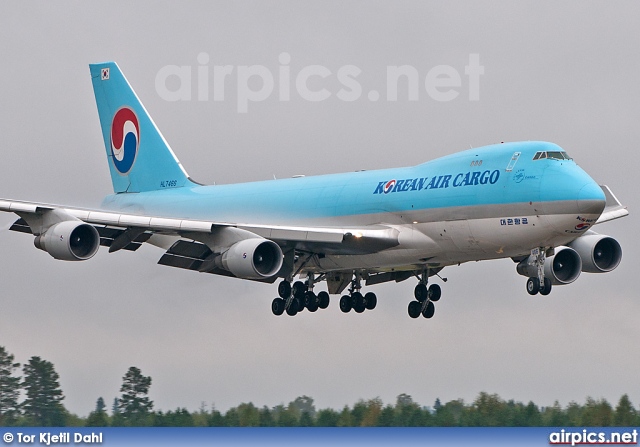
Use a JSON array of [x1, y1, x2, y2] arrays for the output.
[[525, 247, 553, 296]]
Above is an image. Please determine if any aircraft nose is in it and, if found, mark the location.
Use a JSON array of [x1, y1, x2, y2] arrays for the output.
[[577, 181, 606, 215]]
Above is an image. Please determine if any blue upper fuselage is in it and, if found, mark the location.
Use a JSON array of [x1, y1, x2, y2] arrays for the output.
[[101, 141, 606, 226]]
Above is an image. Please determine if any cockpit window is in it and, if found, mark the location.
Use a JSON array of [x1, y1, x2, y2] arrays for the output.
[[533, 151, 572, 161], [533, 151, 546, 160]]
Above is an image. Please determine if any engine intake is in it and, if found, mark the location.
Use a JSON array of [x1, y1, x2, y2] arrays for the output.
[[568, 233, 622, 273], [516, 246, 582, 285], [221, 238, 283, 279], [34, 221, 100, 261]]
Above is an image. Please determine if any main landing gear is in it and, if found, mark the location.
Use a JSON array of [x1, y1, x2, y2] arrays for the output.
[[407, 270, 442, 319], [338, 273, 377, 314], [271, 276, 330, 317], [272, 269, 444, 319]]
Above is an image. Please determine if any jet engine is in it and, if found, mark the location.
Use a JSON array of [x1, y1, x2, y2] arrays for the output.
[[568, 233, 622, 273], [516, 246, 582, 285], [34, 221, 100, 261], [220, 238, 283, 279]]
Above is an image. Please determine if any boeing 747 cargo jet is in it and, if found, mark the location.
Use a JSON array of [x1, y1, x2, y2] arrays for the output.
[[0, 63, 628, 319]]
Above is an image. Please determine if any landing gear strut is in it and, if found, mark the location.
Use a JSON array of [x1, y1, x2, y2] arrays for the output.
[[408, 268, 441, 319], [525, 247, 552, 296], [271, 274, 331, 317], [339, 272, 377, 314]]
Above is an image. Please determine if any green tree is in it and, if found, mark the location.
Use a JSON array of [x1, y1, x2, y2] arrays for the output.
[[224, 407, 240, 426], [613, 394, 637, 426], [237, 402, 260, 427], [565, 401, 583, 427], [434, 399, 465, 426], [393, 394, 428, 426], [541, 400, 568, 426], [336, 405, 352, 427], [110, 397, 124, 426], [299, 411, 314, 427], [289, 396, 315, 418], [360, 398, 383, 426], [316, 408, 340, 426], [85, 397, 109, 427], [376, 404, 395, 427], [581, 397, 612, 426], [468, 392, 508, 426], [21, 356, 66, 426], [0, 346, 21, 426], [152, 408, 193, 427], [118, 367, 153, 426], [258, 405, 274, 427], [350, 399, 368, 426], [275, 404, 298, 427], [206, 406, 225, 426], [522, 401, 542, 426]]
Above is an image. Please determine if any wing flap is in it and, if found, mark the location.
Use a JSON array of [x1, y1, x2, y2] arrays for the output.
[[9, 218, 32, 234]]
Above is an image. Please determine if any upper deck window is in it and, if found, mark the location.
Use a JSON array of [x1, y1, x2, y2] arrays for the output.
[[533, 151, 572, 161]]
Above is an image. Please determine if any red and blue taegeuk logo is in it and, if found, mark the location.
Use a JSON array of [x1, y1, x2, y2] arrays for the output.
[[383, 179, 396, 194], [110, 107, 139, 174]]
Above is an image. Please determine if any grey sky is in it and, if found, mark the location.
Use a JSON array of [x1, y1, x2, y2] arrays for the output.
[[0, 1, 637, 416]]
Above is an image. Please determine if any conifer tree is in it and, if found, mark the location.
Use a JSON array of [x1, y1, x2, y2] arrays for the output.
[[0, 346, 21, 426], [21, 356, 66, 426], [118, 367, 153, 426], [85, 397, 109, 427]]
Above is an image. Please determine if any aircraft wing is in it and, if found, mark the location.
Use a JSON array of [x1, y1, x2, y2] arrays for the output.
[[0, 198, 400, 256], [595, 185, 629, 224]]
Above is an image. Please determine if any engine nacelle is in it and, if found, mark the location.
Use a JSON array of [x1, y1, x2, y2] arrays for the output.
[[516, 246, 582, 285], [568, 233, 622, 273], [34, 221, 100, 261], [221, 238, 283, 279]]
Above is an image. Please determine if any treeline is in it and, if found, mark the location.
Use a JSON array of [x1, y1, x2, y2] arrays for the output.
[[1, 346, 639, 427]]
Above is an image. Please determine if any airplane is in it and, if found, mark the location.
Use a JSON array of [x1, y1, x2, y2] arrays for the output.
[[0, 62, 628, 320]]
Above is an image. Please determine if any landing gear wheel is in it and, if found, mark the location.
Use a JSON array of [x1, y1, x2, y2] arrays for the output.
[[352, 292, 366, 313], [339, 295, 352, 313], [408, 301, 421, 318], [304, 291, 317, 307], [526, 277, 540, 295], [277, 281, 291, 299], [428, 284, 441, 302], [364, 292, 377, 310], [305, 292, 319, 312], [295, 297, 305, 312], [317, 291, 330, 309], [422, 301, 435, 318], [292, 281, 307, 299], [414, 283, 428, 302], [286, 301, 298, 316], [539, 278, 552, 296], [272, 298, 285, 316]]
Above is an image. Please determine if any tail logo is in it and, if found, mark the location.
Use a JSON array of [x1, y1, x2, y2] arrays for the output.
[[110, 107, 140, 175]]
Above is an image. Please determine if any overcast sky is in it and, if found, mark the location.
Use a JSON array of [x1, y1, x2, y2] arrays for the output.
[[0, 1, 638, 416]]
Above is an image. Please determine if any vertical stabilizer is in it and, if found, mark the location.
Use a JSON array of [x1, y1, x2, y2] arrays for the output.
[[89, 62, 195, 193]]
